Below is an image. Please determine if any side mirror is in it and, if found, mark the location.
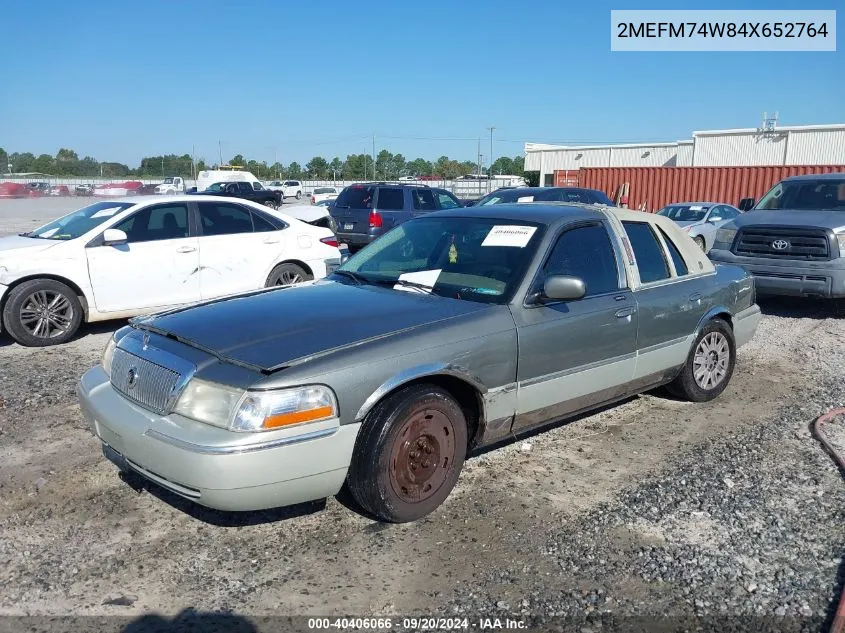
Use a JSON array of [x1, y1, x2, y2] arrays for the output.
[[102, 228, 128, 245], [542, 275, 586, 301], [738, 197, 755, 211]]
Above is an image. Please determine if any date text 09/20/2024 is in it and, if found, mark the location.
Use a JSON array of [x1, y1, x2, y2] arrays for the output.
[[307, 617, 527, 630]]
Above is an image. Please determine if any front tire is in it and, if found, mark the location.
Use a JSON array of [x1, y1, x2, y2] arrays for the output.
[[264, 199, 279, 210], [265, 263, 312, 287], [668, 318, 735, 402], [2, 279, 83, 346], [346, 384, 468, 523]]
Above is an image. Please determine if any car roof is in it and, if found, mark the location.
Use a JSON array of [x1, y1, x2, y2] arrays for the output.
[[662, 201, 717, 207], [782, 172, 845, 182], [428, 202, 602, 225]]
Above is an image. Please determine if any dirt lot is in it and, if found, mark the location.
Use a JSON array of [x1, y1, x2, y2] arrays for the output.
[[0, 198, 843, 631]]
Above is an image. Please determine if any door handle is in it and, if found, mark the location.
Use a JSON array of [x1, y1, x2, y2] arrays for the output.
[[176, 246, 196, 253], [689, 292, 702, 302], [615, 307, 636, 318], [613, 294, 628, 301]]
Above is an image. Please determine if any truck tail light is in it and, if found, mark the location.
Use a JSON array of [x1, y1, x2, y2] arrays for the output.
[[320, 236, 339, 248], [311, 196, 315, 204], [369, 211, 382, 228]]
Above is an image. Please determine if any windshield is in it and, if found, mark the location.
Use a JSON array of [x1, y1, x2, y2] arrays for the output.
[[163, 177, 174, 184], [756, 179, 845, 211], [25, 201, 135, 240], [314, 187, 335, 194], [333, 217, 543, 304], [657, 205, 710, 221]]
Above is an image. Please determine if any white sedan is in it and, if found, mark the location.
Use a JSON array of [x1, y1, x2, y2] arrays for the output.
[[0, 195, 342, 347]]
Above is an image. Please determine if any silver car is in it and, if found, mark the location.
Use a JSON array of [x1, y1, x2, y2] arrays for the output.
[[657, 202, 742, 252], [78, 204, 760, 523]]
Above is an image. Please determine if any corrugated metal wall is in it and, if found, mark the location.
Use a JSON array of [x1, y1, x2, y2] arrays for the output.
[[578, 165, 845, 211], [786, 129, 845, 165]]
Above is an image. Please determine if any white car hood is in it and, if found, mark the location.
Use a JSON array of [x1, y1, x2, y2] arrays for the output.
[[0, 235, 64, 256]]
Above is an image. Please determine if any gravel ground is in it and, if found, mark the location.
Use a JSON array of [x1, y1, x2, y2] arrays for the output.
[[0, 200, 843, 632]]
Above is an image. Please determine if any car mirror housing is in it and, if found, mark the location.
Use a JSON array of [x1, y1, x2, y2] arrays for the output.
[[738, 197, 756, 211], [102, 228, 128, 245], [543, 275, 586, 301]]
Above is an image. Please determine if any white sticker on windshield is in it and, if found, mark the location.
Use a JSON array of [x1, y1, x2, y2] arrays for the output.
[[689, 205, 704, 211], [394, 269, 441, 294], [517, 196, 534, 203], [482, 225, 537, 248], [90, 206, 123, 218]]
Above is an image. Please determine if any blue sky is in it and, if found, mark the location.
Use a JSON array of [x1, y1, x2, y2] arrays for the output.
[[1, 0, 842, 167]]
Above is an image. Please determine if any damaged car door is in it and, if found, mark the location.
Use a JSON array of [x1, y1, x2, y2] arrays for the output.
[[85, 202, 200, 312]]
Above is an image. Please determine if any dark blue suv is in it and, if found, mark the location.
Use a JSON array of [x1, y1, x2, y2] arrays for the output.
[[330, 183, 463, 249]]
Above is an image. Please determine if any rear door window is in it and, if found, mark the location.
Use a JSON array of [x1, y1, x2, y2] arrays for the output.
[[436, 191, 462, 209], [412, 189, 437, 212], [657, 226, 689, 276], [376, 187, 404, 211], [335, 186, 375, 209], [622, 221, 670, 283], [198, 202, 255, 236]]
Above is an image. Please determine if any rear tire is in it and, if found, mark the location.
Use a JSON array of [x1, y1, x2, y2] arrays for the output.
[[346, 384, 468, 523], [668, 318, 735, 402], [694, 235, 706, 251], [2, 279, 83, 347], [265, 263, 312, 287], [295, 191, 302, 200]]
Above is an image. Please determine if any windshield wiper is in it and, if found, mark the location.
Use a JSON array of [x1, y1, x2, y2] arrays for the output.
[[19, 232, 44, 239], [332, 270, 369, 285], [366, 277, 438, 294]]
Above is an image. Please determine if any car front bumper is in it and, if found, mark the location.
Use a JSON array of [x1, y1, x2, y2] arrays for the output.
[[709, 249, 845, 299], [77, 365, 360, 512]]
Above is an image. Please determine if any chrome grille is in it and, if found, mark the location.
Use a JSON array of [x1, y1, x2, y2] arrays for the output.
[[110, 348, 182, 414], [734, 227, 831, 260]]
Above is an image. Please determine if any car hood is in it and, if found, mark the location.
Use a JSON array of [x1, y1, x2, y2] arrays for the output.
[[0, 235, 64, 257], [734, 209, 845, 231], [133, 280, 490, 372]]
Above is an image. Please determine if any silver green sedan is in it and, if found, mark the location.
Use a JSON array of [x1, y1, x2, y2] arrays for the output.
[[657, 202, 743, 252]]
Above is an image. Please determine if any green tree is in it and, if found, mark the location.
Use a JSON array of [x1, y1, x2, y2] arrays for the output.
[[33, 154, 55, 174], [9, 152, 35, 173], [433, 155, 462, 179], [79, 156, 100, 177], [287, 161, 303, 179], [229, 154, 245, 167], [407, 158, 432, 177], [305, 156, 329, 179], [329, 157, 343, 179], [0, 148, 9, 173], [459, 160, 476, 176]]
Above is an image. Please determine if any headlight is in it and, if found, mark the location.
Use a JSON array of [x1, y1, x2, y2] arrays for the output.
[[836, 233, 845, 257], [173, 382, 337, 433], [102, 336, 117, 375], [715, 227, 738, 245], [173, 379, 246, 429], [232, 386, 337, 432]]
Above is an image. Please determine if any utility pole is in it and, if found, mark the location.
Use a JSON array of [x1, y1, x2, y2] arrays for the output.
[[218, 140, 223, 166], [477, 138, 481, 176], [487, 126, 495, 192], [161, 156, 164, 177], [191, 144, 195, 179], [372, 135, 376, 180]]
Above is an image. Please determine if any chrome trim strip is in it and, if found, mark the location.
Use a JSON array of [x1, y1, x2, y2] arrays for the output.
[[637, 335, 689, 354], [144, 427, 337, 455], [519, 351, 638, 388]]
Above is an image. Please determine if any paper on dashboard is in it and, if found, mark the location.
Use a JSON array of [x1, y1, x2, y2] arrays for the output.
[[394, 269, 441, 294]]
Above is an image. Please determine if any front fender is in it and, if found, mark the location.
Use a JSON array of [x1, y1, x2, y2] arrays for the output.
[[355, 362, 488, 422]]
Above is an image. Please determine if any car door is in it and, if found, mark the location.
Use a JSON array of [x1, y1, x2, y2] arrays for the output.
[[85, 202, 200, 313], [195, 201, 286, 298], [620, 220, 711, 380], [510, 220, 638, 432]]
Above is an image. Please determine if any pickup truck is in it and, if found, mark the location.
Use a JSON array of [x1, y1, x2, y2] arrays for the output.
[[79, 203, 760, 522], [189, 181, 283, 209], [708, 173, 845, 310], [154, 176, 186, 195]]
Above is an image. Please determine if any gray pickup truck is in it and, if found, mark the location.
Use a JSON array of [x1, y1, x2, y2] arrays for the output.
[[78, 204, 761, 523], [708, 173, 845, 308]]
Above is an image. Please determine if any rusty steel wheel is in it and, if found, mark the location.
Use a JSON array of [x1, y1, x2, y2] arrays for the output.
[[346, 384, 468, 523], [389, 407, 456, 505]]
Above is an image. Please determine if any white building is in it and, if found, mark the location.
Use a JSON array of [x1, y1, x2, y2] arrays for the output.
[[525, 123, 845, 186]]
